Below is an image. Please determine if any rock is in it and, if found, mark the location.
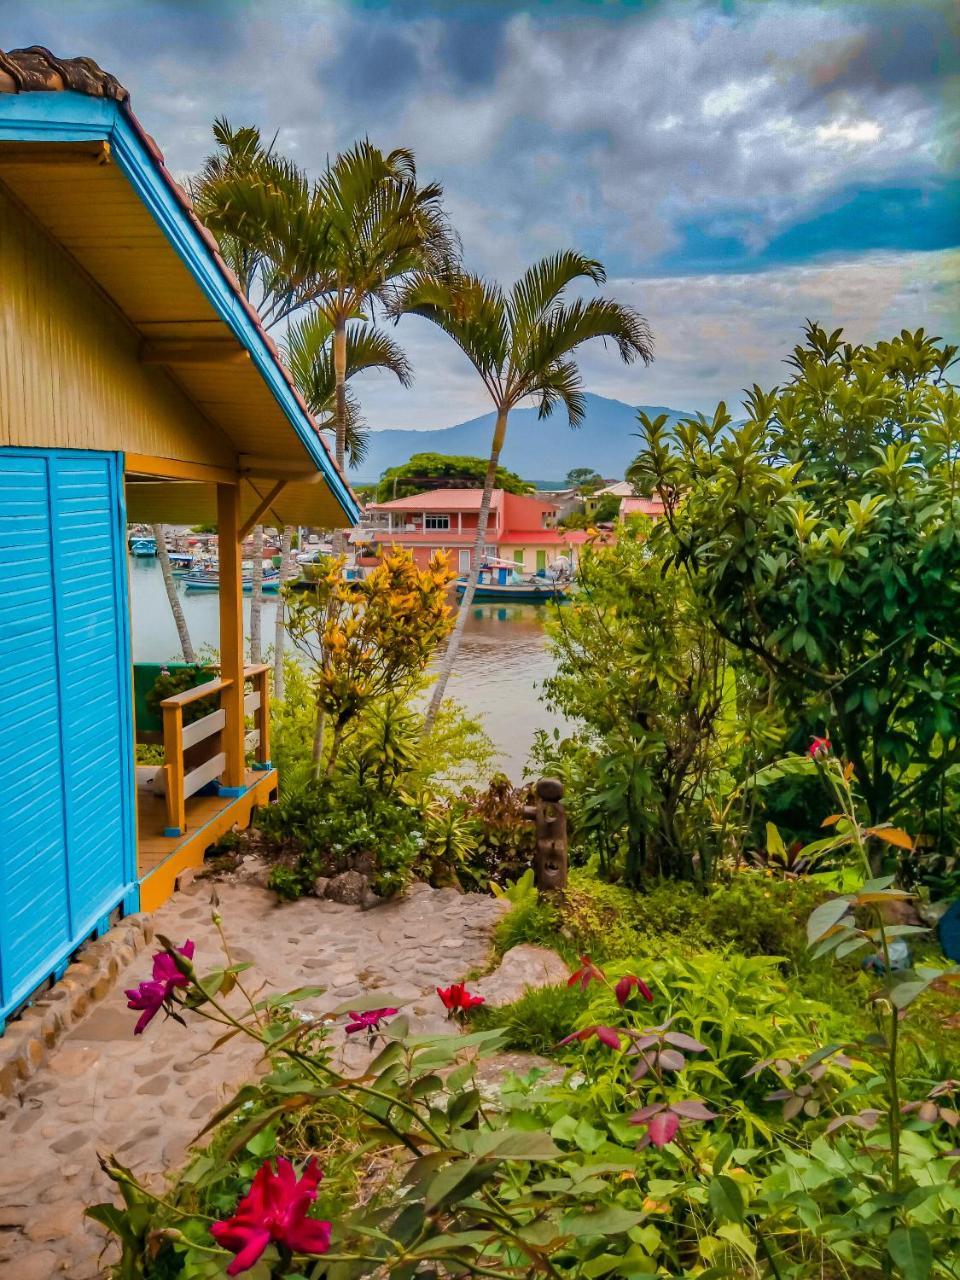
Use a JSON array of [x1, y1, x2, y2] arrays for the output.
[[24, 1201, 87, 1242], [313, 875, 330, 898], [325, 871, 368, 905], [471, 944, 569, 1009], [876, 897, 923, 928], [475, 1052, 563, 1092], [15, 1250, 62, 1280], [360, 889, 382, 911]]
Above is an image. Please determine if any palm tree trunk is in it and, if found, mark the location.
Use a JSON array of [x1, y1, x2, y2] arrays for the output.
[[249, 524, 264, 663], [332, 316, 348, 557], [423, 408, 508, 733], [273, 525, 293, 701], [152, 523, 195, 662]]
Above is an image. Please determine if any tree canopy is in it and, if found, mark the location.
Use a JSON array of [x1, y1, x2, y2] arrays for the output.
[[632, 322, 960, 835], [375, 453, 533, 503]]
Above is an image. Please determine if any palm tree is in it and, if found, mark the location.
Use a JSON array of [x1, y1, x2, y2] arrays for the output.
[[194, 128, 457, 475], [394, 251, 654, 732], [267, 312, 415, 679], [152, 524, 196, 662], [282, 310, 413, 469]]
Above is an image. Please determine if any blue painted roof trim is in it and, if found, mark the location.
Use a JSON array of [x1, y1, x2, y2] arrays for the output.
[[0, 91, 360, 525]]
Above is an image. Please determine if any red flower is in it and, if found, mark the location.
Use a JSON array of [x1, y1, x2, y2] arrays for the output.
[[211, 1157, 331, 1275], [808, 736, 831, 758], [437, 982, 485, 1013], [344, 1007, 397, 1035], [615, 975, 654, 1006], [558, 1025, 622, 1050], [567, 955, 605, 990], [125, 940, 195, 1035]]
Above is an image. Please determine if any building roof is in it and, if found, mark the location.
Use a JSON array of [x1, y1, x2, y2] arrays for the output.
[[0, 46, 358, 529], [595, 480, 634, 497], [369, 489, 507, 512], [620, 495, 666, 517]]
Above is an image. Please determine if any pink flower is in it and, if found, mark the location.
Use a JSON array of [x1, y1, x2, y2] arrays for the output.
[[344, 1007, 397, 1035], [809, 736, 831, 758], [567, 955, 605, 990], [125, 940, 195, 1035], [558, 1025, 622, 1050], [615, 975, 654, 1006], [437, 983, 485, 1013], [211, 1157, 331, 1275]]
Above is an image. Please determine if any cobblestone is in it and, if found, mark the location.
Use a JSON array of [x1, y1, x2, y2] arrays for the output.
[[0, 878, 507, 1275]]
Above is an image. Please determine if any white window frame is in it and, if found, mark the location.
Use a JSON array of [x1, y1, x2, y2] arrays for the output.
[[424, 513, 451, 531]]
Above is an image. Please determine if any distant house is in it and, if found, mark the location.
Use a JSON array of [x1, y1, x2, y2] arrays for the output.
[[0, 47, 358, 1028], [582, 481, 665, 522], [620, 495, 666, 519], [360, 488, 593, 574]]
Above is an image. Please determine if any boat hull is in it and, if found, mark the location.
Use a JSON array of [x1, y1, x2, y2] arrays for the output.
[[184, 577, 280, 594], [455, 580, 568, 603]]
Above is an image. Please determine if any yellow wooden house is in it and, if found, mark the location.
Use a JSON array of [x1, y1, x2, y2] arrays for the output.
[[0, 47, 359, 1027]]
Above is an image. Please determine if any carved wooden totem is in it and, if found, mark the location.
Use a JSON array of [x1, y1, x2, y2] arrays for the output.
[[524, 776, 568, 890]]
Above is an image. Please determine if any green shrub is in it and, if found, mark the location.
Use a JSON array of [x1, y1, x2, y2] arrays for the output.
[[472, 983, 589, 1055], [259, 777, 424, 899]]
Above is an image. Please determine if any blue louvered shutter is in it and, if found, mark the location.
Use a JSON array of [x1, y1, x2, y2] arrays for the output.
[[0, 449, 135, 1024]]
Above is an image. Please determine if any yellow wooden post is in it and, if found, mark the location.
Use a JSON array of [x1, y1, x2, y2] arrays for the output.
[[218, 483, 247, 792], [162, 702, 186, 836]]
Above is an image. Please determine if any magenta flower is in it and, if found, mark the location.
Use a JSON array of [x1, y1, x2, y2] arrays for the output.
[[211, 1157, 331, 1275], [125, 939, 195, 1035], [558, 1025, 622, 1050], [344, 1007, 397, 1035], [615, 975, 654, 1006], [808, 736, 831, 758], [567, 955, 605, 990]]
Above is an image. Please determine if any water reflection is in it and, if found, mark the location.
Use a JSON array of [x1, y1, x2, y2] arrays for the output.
[[127, 559, 565, 778]]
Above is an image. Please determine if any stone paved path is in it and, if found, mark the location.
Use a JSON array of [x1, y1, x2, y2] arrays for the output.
[[0, 878, 507, 1279]]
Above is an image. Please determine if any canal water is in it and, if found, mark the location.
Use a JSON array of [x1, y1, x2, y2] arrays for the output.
[[127, 556, 566, 779]]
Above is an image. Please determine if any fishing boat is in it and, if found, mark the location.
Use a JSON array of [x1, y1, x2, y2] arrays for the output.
[[168, 551, 195, 573], [455, 561, 570, 603], [129, 536, 157, 557], [184, 563, 281, 594]]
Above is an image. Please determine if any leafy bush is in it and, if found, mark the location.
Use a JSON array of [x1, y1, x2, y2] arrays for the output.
[[260, 776, 424, 899], [457, 773, 537, 888]]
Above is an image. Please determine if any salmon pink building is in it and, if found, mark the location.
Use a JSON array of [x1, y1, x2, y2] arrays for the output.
[[361, 489, 578, 574]]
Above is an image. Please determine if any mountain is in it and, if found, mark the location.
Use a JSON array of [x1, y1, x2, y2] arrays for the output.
[[352, 393, 690, 484]]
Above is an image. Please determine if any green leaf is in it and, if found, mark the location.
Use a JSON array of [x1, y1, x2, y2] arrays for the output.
[[561, 1206, 646, 1236], [806, 896, 852, 945], [887, 1226, 932, 1279], [709, 1175, 744, 1223]]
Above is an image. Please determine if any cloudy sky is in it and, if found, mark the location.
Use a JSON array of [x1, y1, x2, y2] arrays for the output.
[[3, 0, 957, 429]]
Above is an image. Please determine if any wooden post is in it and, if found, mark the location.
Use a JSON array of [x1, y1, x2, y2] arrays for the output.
[[162, 703, 186, 837], [218, 483, 246, 792]]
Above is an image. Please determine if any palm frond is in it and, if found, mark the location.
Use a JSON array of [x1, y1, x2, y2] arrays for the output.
[[392, 271, 509, 400], [518, 296, 654, 397], [507, 250, 605, 351], [532, 358, 588, 426], [282, 314, 410, 465]]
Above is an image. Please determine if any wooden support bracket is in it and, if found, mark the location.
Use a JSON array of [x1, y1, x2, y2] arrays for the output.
[[239, 480, 287, 539]]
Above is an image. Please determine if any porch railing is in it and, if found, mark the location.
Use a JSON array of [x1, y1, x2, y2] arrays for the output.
[[158, 663, 270, 838]]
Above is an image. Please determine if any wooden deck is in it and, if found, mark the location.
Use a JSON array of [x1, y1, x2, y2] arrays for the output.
[[137, 768, 278, 911]]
